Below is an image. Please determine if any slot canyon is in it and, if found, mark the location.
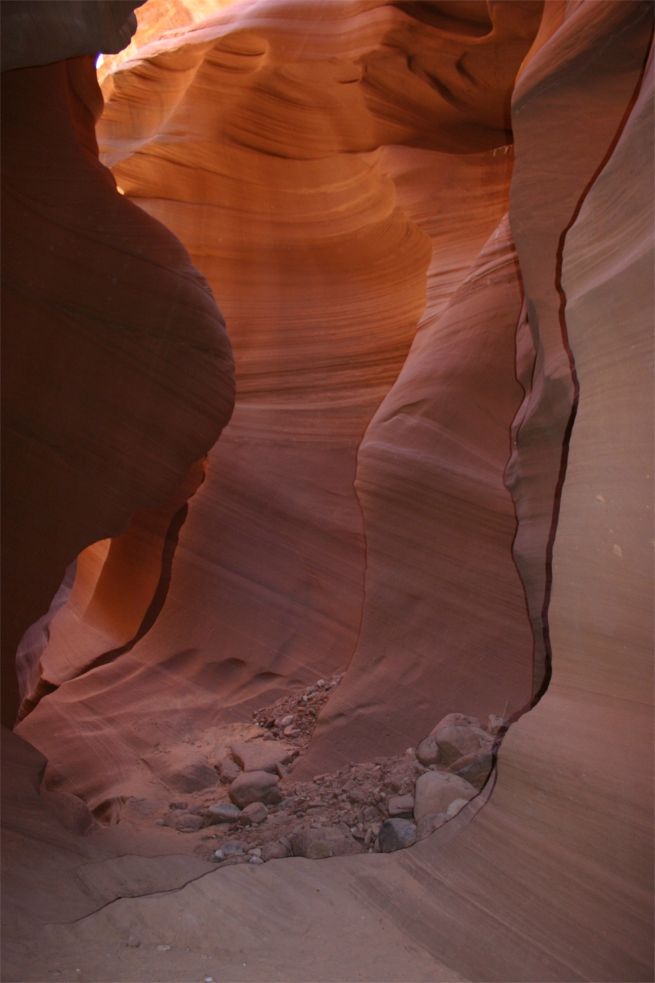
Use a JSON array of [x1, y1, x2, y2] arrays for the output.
[[1, 0, 653, 980]]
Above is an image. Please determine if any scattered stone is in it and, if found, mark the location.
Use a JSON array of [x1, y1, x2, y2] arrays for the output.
[[448, 750, 494, 790], [240, 802, 268, 825], [260, 839, 292, 861], [217, 757, 241, 784], [230, 740, 297, 775], [387, 794, 415, 818], [213, 840, 246, 861], [204, 802, 242, 824], [229, 770, 281, 808], [377, 818, 417, 853], [414, 771, 477, 821], [289, 825, 364, 859]]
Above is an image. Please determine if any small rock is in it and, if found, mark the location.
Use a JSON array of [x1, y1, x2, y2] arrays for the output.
[[377, 818, 417, 853], [316, 679, 326, 688], [415, 735, 441, 767], [242, 802, 268, 824], [414, 771, 477, 821], [260, 839, 292, 861], [168, 801, 188, 811], [278, 715, 295, 728], [249, 855, 264, 865], [217, 758, 242, 783], [204, 803, 242, 824], [174, 813, 206, 833], [283, 726, 301, 738], [289, 825, 364, 859], [229, 771, 282, 808], [230, 740, 297, 775], [247, 847, 263, 857], [214, 840, 246, 861], [387, 794, 415, 817], [126, 935, 141, 948]]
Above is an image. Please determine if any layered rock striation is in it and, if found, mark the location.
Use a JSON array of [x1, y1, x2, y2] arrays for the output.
[[2, 2, 653, 978]]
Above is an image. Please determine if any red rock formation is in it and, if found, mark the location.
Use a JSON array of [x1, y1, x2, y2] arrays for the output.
[[1, 20, 234, 723], [12, 0, 545, 809], [2, 1, 653, 978]]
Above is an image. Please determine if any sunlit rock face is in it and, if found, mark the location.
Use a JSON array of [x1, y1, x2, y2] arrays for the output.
[[10, 0, 545, 806]]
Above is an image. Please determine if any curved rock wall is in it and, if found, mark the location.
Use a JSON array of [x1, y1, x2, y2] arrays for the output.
[[12, 0, 546, 808], [3, 2, 653, 981], [1, 47, 234, 724]]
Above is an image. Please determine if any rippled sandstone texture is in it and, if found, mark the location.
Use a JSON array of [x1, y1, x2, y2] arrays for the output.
[[2, 0, 653, 980], [15, 0, 543, 805]]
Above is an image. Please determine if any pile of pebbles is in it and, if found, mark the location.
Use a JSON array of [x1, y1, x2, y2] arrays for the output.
[[155, 675, 506, 868]]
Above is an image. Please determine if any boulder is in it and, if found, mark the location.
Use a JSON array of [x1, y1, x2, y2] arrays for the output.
[[289, 825, 364, 859], [424, 714, 491, 767], [377, 818, 417, 853], [414, 771, 477, 821], [240, 802, 268, 825], [229, 770, 281, 808]]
